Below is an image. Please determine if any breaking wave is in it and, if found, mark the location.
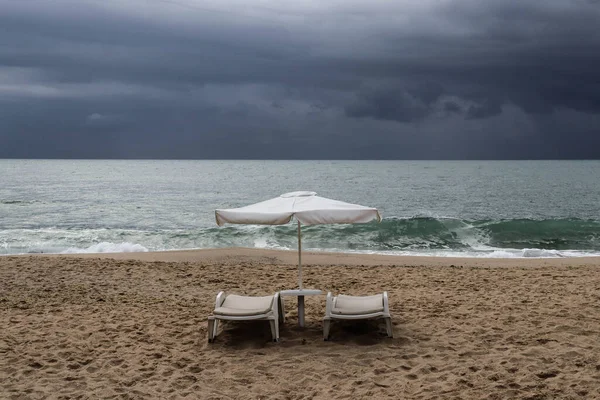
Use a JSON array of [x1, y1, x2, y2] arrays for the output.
[[1, 217, 599, 258], [61, 242, 149, 254]]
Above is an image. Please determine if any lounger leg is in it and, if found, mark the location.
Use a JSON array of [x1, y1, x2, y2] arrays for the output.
[[269, 320, 278, 342], [208, 318, 215, 343], [213, 319, 219, 339], [274, 320, 280, 342], [385, 317, 393, 338], [278, 296, 285, 324], [323, 318, 331, 341], [298, 295, 305, 327]]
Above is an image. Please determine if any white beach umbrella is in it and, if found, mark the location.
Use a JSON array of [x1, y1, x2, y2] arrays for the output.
[[215, 191, 381, 290]]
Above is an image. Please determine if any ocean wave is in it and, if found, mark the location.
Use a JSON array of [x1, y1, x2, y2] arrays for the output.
[[289, 217, 600, 252], [61, 242, 149, 254], [0, 199, 39, 205], [1, 217, 599, 257], [310, 247, 600, 258]]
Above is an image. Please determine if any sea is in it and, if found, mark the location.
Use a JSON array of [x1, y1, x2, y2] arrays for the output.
[[1, 159, 599, 258]]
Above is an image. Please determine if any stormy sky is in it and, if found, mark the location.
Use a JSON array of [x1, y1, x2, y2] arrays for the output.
[[1, 0, 599, 159]]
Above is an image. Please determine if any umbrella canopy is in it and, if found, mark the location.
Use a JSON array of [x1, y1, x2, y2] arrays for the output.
[[215, 191, 381, 289]]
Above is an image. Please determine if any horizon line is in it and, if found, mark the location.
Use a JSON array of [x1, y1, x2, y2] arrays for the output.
[[1, 158, 599, 162]]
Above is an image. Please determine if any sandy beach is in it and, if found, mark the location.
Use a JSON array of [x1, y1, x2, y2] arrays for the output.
[[2, 248, 600, 399]]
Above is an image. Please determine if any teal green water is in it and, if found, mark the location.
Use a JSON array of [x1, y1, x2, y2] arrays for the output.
[[1, 160, 599, 257]]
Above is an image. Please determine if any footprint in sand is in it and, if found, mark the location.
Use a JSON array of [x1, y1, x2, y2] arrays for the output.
[[536, 371, 559, 379], [188, 365, 203, 373], [109, 358, 124, 366]]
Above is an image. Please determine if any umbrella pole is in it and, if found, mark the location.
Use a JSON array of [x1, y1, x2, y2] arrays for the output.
[[297, 220, 306, 327], [297, 220, 302, 290]]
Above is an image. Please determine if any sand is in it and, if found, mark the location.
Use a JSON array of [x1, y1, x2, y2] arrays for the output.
[[1, 248, 600, 399]]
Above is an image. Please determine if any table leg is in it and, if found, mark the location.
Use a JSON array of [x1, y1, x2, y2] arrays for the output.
[[298, 295, 305, 327]]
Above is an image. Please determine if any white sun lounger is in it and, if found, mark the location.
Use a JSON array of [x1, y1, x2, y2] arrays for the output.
[[207, 291, 285, 343], [323, 292, 393, 340]]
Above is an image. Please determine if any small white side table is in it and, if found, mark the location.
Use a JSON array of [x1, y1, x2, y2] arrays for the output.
[[279, 289, 323, 328]]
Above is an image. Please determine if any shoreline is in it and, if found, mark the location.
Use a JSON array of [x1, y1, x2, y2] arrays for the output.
[[10, 246, 600, 268]]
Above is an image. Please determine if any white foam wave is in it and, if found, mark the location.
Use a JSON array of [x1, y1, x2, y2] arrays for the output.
[[61, 242, 149, 254], [253, 237, 268, 248], [484, 248, 598, 258], [313, 247, 600, 258], [253, 237, 292, 251]]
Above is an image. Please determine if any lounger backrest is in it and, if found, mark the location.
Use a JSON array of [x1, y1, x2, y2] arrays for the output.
[[222, 294, 274, 311], [332, 294, 384, 315]]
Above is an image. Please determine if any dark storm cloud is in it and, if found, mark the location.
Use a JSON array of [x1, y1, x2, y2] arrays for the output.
[[346, 87, 429, 123], [466, 98, 503, 120], [1, 0, 599, 159], [345, 82, 446, 122]]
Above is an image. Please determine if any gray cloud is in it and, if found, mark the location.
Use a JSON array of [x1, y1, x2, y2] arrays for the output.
[[1, 0, 599, 159], [345, 86, 431, 123]]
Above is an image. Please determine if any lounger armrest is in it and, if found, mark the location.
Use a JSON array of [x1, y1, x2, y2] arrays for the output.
[[383, 291, 389, 314], [215, 291, 226, 310], [325, 292, 334, 317]]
